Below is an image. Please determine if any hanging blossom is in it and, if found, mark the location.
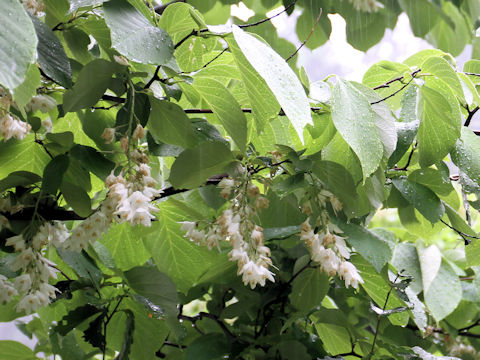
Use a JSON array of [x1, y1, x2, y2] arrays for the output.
[[0, 94, 30, 142], [21, 0, 45, 15], [182, 175, 274, 289], [348, 0, 383, 12], [300, 219, 363, 289], [62, 140, 161, 252], [2, 222, 69, 313], [25, 95, 57, 114]]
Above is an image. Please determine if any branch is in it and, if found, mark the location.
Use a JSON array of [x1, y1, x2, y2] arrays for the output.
[[440, 219, 480, 245], [143, 66, 161, 90], [370, 69, 421, 105], [394, 143, 416, 171], [178, 308, 236, 342], [286, 9, 322, 63], [154, 0, 186, 14], [173, 0, 298, 49], [464, 105, 479, 127]]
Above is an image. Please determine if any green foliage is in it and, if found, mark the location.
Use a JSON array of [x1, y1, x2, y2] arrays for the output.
[[1, 1, 480, 359]]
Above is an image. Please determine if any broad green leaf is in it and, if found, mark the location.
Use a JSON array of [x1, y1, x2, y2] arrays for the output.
[[464, 59, 480, 85], [253, 116, 303, 154], [417, 244, 442, 295], [147, 98, 198, 148], [159, 2, 199, 43], [185, 334, 231, 360], [451, 127, 480, 187], [290, 268, 329, 311], [338, 223, 393, 272], [57, 249, 103, 288], [388, 121, 419, 168], [263, 225, 301, 241], [351, 255, 409, 326], [142, 201, 225, 293], [331, 78, 383, 179], [169, 142, 235, 189], [70, 144, 115, 180], [176, 37, 219, 73], [467, 240, 480, 267], [232, 25, 312, 142], [125, 266, 178, 311], [424, 258, 462, 321], [398, 0, 442, 37], [457, 72, 480, 106], [0, 171, 41, 193], [313, 323, 351, 356], [103, 0, 173, 65], [421, 56, 464, 102], [63, 59, 115, 112], [12, 64, 41, 111], [0, 340, 37, 360], [392, 178, 444, 223], [295, 0, 331, 49], [100, 223, 150, 270], [391, 243, 423, 294], [60, 181, 91, 217], [30, 14, 72, 88], [116, 310, 135, 360], [54, 305, 102, 336], [417, 84, 461, 167], [41, 154, 70, 195], [0, 0, 37, 90], [193, 77, 247, 152], [408, 168, 455, 196], [444, 203, 477, 240], [0, 136, 51, 177], [227, 36, 280, 132]]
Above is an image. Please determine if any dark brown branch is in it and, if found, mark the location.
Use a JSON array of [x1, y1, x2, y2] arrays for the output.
[[372, 75, 404, 90], [464, 105, 479, 127], [370, 69, 421, 105], [286, 9, 322, 63], [101, 94, 126, 104], [394, 143, 416, 171], [464, 72, 480, 77], [178, 310, 236, 342], [440, 219, 480, 245], [144, 66, 161, 90]]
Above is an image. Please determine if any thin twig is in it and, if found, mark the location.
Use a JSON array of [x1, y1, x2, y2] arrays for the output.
[[370, 69, 421, 105], [394, 143, 416, 171], [464, 105, 479, 127], [144, 66, 161, 90], [286, 9, 322, 63], [440, 219, 480, 245], [372, 75, 404, 90], [464, 72, 480, 77]]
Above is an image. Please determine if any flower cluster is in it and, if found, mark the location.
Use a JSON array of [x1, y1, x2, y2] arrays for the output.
[[300, 219, 364, 289], [25, 95, 57, 114], [3, 223, 66, 313], [182, 176, 274, 289], [21, 0, 45, 15]]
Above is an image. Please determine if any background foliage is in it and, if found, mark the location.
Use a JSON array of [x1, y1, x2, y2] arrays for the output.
[[1, 0, 480, 359]]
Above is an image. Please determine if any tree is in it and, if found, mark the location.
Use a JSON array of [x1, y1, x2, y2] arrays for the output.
[[0, 0, 480, 358]]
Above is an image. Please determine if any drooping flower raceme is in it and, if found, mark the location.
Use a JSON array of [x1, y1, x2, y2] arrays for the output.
[[182, 175, 274, 289]]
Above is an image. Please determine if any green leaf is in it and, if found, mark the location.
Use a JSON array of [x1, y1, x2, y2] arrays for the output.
[[290, 268, 329, 312], [295, 1, 330, 49], [30, 14, 72, 88], [63, 59, 115, 112], [263, 225, 301, 241], [42, 154, 70, 195], [408, 168, 454, 196], [57, 249, 103, 288], [313, 323, 351, 356], [159, 2, 200, 43], [417, 82, 461, 167], [392, 177, 444, 223], [0, 340, 37, 360], [147, 98, 198, 148], [13, 64, 41, 111], [0, 0, 37, 90], [69, 0, 106, 13], [54, 304, 102, 336], [70, 144, 115, 180], [142, 201, 226, 293], [115, 310, 135, 360], [352, 255, 409, 326], [193, 77, 247, 152], [398, 0, 442, 37], [423, 257, 462, 321], [103, 0, 173, 65], [0, 171, 41, 193], [232, 25, 312, 142], [60, 181, 91, 217], [338, 223, 393, 272], [185, 334, 231, 360], [169, 141, 235, 189], [100, 223, 151, 270], [331, 78, 383, 179], [227, 35, 280, 132], [451, 127, 480, 187], [124, 266, 179, 311], [421, 56, 464, 102], [388, 121, 419, 168], [391, 243, 423, 294]]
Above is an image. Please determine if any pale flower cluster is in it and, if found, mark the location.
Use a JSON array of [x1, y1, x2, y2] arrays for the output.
[[300, 219, 364, 289], [348, 0, 384, 12], [0, 114, 31, 141], [21, 0, 45, 15], [182, 177, 274, 289], [25, 95, 57, 113], [3, 223, 64, 313]]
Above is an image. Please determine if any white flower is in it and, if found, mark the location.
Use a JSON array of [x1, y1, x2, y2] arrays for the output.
[[26, 95, 57, 113], [16, 293, 41, 314], [239, 260, 275, 289], [114, 55, 130, 66], [5, 234, 26, 252], [11, 248, 35, 271], [250, 227, 263, 244], [180, 221, 196, 233], [229, 248, 249, 269], [0, 115, 30, 141], [313, 247, 340, 276], [39, 282, 58, 298], [101, 128, 115, 144], [132, 124, 145, 141], [14, 274, 32, 293], [338, 261, 364, 289], [334, 236, 350, 259], [0, 275, 18, 303], [218, 178, 234, 199]]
